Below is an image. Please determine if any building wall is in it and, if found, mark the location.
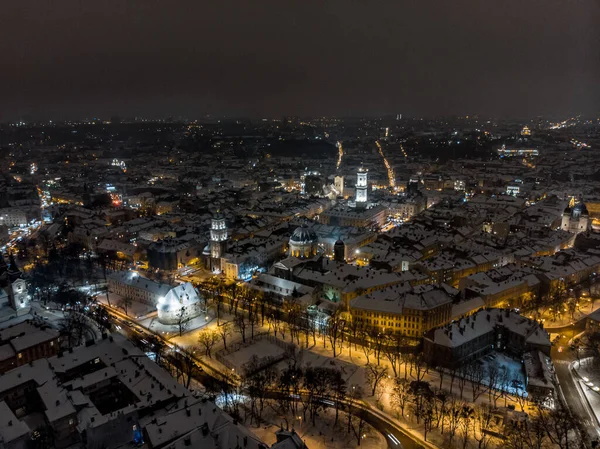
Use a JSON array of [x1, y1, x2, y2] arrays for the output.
[[350, 301, 452, 338], [423, 312, 550, 369], [107, 277, 160, 306]]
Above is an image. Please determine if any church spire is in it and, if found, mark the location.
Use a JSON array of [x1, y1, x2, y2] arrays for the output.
[[7, 253, 21, 282]]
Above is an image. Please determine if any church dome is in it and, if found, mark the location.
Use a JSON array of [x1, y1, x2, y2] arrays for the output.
[[289, 225, 319, 259], [290, 225, 318, 245], [577, 203, 589, 215]]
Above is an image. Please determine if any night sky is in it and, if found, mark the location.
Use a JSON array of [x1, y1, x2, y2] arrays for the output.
[[2, 0, 599, 121]]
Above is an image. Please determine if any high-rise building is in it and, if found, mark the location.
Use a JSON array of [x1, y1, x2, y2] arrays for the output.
[[355, 167, 368, 207]]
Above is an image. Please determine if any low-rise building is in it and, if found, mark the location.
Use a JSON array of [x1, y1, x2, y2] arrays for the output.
[[423, 308, 551, 369], [107, 271, 204, 325], [0, 321, 60, 373], [349, 284, 453, 337], [0, 335, 276, 449]]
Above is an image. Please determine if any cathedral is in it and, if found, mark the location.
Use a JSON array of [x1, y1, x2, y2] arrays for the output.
[[561, 198, 590, 234], [0, 253, 29, 312], [288, 225, 319, 259]]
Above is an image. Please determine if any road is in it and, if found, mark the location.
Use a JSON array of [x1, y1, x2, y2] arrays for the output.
[[550, 321, 600, 439], [101, 304, 426, 449], [1, 221, 42, 253]]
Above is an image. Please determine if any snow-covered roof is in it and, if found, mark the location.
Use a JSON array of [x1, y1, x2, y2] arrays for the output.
[[0, 401, 29, 444], [428, 309, 550, 349], [108, 271, 171, 297], [350, 283, 451, 314]]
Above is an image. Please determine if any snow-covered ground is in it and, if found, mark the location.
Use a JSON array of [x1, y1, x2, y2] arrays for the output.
[[224, 339, 286, 371], [250, 403, 386, 449], [476, 352, 527, 396]]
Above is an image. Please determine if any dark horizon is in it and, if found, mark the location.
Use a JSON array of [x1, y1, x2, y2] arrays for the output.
[[2, 0, 599, 122]]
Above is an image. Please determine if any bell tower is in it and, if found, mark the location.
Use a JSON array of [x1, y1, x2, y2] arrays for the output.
[[355, 166, 368, 207], [210, 214, 228, 260]]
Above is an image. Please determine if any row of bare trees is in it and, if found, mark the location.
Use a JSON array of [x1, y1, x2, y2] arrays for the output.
[[388, 377, 588, 448], [235, 354, 370, 446]]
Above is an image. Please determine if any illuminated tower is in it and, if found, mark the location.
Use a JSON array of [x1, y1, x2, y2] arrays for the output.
[[355, 167, 368, 207], [210, 214, 228, 259]]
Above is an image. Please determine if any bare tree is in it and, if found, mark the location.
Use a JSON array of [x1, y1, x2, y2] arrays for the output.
[[234, 314, 248, 343], [366, 363, 388, 397], [330, 369, 347, 426], [176, 306, 191, 336], [217, 321, 232, 351], [513, 386, 528, 412], [467, 362, 486, 402], [326, 308, 345, 357], [411, 353, 428, 382], [350, 409, 368, 446], [247, 301, 260, 341], [346, 384, 363, 435], [241, 355, 278, 426], [303, 366, 330, 426], [370, 328, 385, 365], [458, 405, 474, 449], [472, 403, 496, 449], [119, 295, 133, 316], [537, 405, 587, 449], [213, 294, 224, 325], [504, 411, 548, 449], [198, 329, 219, 358], [456, 365, 468, 400], [383, 333, 404, 377], [171, 346, 197, 389], [360, 330, 375, 365], [60, 311, 89, 347], [486, 362, 500, 405], [436, 364, 446, 391], [391, 377, 411, 417]]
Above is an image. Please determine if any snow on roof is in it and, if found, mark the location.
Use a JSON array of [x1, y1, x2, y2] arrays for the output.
[[8, 327, 60, 353], [430, 309, 550, 349], [108, 271, 172, 297], [160, 282, 201, 311], [97, 239, 136, 256], [67, 366, 118, 391], [350, 283, 450, 314], [38, 381, 76, 422], [252, 273, 314, 296], [0, 344, 15, 362], [293, 259, 407, 294], [451, 297, 486, 319], [0, 401, 30, 444], [144, 397, 264, 449]]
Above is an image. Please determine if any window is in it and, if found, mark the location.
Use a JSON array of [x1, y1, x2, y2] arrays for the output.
[[18, 353, 22, 359]]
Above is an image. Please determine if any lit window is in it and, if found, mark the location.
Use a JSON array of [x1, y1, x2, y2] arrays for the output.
[[18, 353, 22, 359]]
